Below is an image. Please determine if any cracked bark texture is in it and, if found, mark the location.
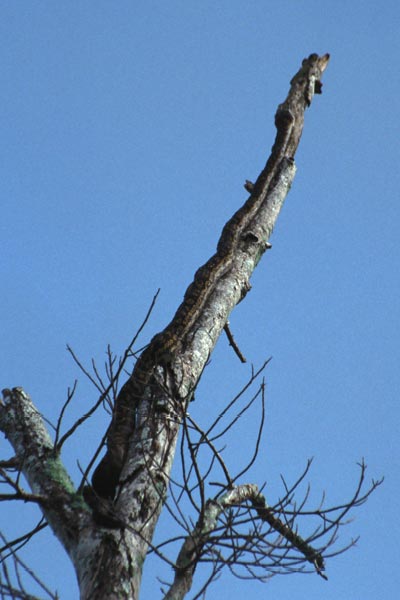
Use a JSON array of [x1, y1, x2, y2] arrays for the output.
[[0, 54, 329, 599]]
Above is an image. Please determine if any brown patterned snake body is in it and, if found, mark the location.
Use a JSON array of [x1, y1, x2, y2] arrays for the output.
[[91, 54, 330, 500]]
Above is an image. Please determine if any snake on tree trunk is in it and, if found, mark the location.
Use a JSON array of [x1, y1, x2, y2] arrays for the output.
[[91, 53, 330, 501]]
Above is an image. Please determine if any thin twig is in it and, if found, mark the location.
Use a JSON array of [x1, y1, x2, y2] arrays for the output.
[[223, 322, 247, 363], [58, 289, 161, 453]]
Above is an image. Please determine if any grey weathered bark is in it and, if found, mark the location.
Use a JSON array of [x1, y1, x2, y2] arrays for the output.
[[1, 54, 330, 599]]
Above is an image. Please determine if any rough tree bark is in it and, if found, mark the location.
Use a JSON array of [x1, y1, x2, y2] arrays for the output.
[[1, 54, 332, 599]]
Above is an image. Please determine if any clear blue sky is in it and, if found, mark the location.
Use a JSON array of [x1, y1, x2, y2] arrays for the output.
[[1, 2, 399, 598]]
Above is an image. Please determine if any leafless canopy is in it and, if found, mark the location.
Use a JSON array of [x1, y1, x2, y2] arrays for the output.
[[0, 320, 382, 599], [0, 54, 382, 600]]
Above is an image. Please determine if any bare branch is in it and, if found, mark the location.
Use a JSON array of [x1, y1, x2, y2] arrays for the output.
[[53, 380, 78, 448], [0, 526, 58, 600], [0, 521, 48, 559], [0, 388, 91, 560], [57, 289, 161, 453], [205, 359, 272, 443], [223, 322, 247, 363]]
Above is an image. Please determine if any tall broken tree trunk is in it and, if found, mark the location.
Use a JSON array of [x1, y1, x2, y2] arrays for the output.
[[0, 54, 330, 599]]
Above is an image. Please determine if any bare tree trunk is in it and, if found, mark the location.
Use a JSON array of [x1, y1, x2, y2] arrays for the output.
[[1, 54, 331, 599]]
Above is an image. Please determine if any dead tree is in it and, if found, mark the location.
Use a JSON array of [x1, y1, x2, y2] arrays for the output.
[[0, 54, 382, 600]]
